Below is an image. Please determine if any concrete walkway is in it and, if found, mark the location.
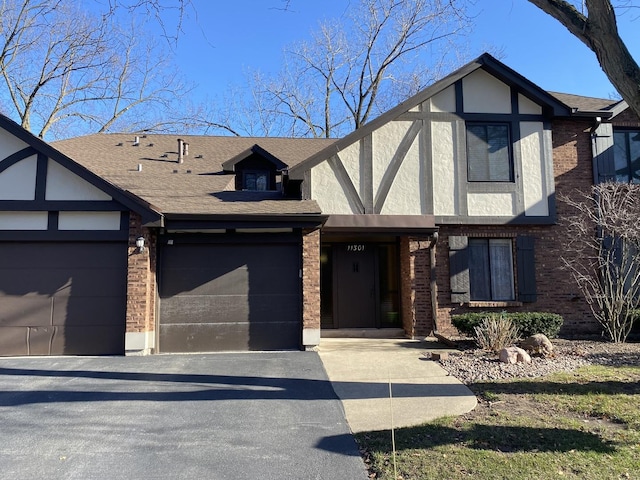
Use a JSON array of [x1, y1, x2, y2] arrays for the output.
[[318, 338, 477, 433]]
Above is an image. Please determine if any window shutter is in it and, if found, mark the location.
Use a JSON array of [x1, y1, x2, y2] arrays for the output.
[[516, 236, 537, 302], [593, 123, 615, 183], [449, 236, 470, 303]]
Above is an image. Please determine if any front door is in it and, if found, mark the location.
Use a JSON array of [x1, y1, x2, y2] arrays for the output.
[[335, 244, 377, 328]]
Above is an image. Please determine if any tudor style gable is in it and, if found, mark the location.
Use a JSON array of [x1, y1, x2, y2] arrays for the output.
[[289, 54, 571, 225], [0, 115, 160, 357]]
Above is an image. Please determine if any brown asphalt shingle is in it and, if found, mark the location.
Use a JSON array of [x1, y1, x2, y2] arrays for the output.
[[549, 91, 623, 113], [53, 134, 336, 215]]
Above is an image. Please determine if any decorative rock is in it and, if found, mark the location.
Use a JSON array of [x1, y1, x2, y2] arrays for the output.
[[499, 346, 532, 364], [431, 351, 449, 361], [520, 334, 554, 357]]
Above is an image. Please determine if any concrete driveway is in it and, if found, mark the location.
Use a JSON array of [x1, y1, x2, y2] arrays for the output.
[[0, 353, 367, 480]]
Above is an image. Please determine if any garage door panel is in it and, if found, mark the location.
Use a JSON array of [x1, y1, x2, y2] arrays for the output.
[[50, 326, 125, 355], [162, 266, 299, 297], [160, 322, 300, 353], [0, 268, 124, 297], [52, 297, 126, 327], [162, 266, 249, 297], [0, 243, 126, 269], [0, 296, 52, 327], [160, 294, 299, 325], [0, 327, 28, 356]]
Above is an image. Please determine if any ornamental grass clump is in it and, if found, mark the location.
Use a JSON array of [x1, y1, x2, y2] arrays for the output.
[[473, 314, 519, 352]]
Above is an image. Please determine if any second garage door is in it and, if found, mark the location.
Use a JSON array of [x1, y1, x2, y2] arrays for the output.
[[159, 236, 301, 352]]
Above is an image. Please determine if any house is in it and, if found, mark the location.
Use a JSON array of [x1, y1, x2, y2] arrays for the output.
[[1, 53, 639, 356]]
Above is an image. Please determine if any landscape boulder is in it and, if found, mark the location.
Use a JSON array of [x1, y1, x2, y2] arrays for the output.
[[499, 346, 532, 364], [520, 334, 554, 357]]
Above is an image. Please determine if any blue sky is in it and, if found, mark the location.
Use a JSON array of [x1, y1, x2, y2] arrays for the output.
[[168, 0, 639, 103]]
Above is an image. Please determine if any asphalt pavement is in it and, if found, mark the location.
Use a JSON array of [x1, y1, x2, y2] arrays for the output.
[[0, 353, 368, 480]]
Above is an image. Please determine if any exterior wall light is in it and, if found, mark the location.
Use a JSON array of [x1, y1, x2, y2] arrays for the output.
[[136, 236, 145, 253]]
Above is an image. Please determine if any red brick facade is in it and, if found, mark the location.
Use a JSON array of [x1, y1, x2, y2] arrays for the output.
[[302, 228, 321, 347], [126, 213, 157, 350]]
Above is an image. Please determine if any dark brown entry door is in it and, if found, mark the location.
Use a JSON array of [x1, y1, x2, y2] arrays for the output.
[[335, 244, 376, 328]]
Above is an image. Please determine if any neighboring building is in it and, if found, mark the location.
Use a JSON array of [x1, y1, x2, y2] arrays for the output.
[[1, 53, 639, 356]]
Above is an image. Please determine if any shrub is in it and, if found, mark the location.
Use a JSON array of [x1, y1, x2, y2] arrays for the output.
[[452, 312, 563, 339], [473, 314, 520, 352]]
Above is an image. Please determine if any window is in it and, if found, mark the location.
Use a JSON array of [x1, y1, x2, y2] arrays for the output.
[[613, 130, 640, 183], [466, 123, 513, 182], [243, 171, 269, 191], [468, 238, 514, 301]]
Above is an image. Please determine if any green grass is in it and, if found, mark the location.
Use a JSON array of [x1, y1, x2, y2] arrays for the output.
[[356, 365, 640, 479]]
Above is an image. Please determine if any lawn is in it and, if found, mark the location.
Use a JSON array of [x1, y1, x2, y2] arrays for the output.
[[356, 364, 640, 479]]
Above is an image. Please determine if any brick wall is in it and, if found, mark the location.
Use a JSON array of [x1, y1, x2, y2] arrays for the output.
[[302, 228, 321, 333], [126, 212, 157, 337]]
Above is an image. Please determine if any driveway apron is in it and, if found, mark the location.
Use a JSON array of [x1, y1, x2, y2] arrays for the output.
[[0, 353, 367, 480]]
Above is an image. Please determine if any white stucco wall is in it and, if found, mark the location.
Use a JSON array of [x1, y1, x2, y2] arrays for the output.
[[58, 211, 121, 230], [379, 127, 422, 215], [520, 121, 549, 216], [0, 211, 48, 230], [431, 121, 457, 216], [0, 155, 37, 200], [338, 141, 361, 197], [311, 161, 354, 214], [518, 94, 543, 115], [0, 128, 29, 161], [45, 159, 112, 201], [467, 193, 515, 216], [462, 70, 511, 114], [372, 121, 412, 200], [430, 85, 456, 113]]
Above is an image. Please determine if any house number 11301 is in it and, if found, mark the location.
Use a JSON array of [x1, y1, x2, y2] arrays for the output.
[[346, 244, 365, 252]]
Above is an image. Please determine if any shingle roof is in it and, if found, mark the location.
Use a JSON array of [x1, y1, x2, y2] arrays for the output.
[[549, 91, 623, 113], [52, 134, 336, 216]]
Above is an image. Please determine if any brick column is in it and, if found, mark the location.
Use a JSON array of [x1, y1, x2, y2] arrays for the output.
[[301, 228, 321, 350], [125, 212, 157, 355], [399, 236, 415, 337]]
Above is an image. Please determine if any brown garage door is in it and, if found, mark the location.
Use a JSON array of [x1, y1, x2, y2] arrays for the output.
[[0, 242, 127, 356], [159, 237, 301, 352]]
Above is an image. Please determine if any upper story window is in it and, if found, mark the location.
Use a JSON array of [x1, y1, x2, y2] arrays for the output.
[[613, 130, 640, 183], [466, 123, 513, 182], [468, 238, 515, 301]]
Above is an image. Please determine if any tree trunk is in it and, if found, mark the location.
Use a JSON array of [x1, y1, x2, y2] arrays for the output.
[[528, 0, 640, 118]]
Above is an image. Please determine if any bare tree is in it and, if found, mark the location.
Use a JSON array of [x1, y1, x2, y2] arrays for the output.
[[527, 0, 640, 119], [211, 0, 471, 138], [0, 0, 195, 139], [562, 182, 640, 342]]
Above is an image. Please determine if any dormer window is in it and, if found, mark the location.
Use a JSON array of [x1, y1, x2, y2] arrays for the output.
[[243, 170, 269, 191], [221, 144, 288, 192]]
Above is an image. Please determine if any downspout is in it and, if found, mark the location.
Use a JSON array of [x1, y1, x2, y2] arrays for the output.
[[429, 232, 439, 335], [590, 116, 603, 184]]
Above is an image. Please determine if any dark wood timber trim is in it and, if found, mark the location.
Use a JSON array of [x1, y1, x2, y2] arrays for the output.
[[328, 155, 365, 214], [0, 147, 37, 173]]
